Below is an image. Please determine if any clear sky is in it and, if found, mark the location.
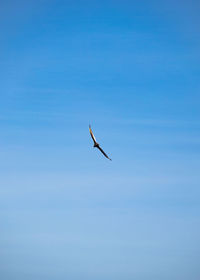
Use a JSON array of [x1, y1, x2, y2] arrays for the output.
[[0, 0, 200, 279]]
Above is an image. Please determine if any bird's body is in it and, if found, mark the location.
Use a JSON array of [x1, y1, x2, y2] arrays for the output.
[[89, 125, 112, 161]]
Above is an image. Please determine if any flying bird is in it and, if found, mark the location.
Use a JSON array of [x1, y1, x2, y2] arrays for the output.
[[89, 125, 112, 161]]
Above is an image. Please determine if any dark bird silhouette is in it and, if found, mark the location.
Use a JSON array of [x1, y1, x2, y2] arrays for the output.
[[89, 125, 112, 161]]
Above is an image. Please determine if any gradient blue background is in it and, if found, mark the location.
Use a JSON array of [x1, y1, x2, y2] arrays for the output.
[[1, 0, 200, 279]]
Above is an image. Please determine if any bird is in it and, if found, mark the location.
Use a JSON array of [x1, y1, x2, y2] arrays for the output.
[[89, 125, 112, 161]]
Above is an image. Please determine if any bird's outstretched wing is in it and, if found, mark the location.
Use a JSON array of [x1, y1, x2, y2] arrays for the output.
[[89, 125, 97, 144], [97, 145, 112, 161]]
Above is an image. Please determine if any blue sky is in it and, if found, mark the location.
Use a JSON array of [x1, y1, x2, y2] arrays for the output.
[[0, 0, 200, 279]]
